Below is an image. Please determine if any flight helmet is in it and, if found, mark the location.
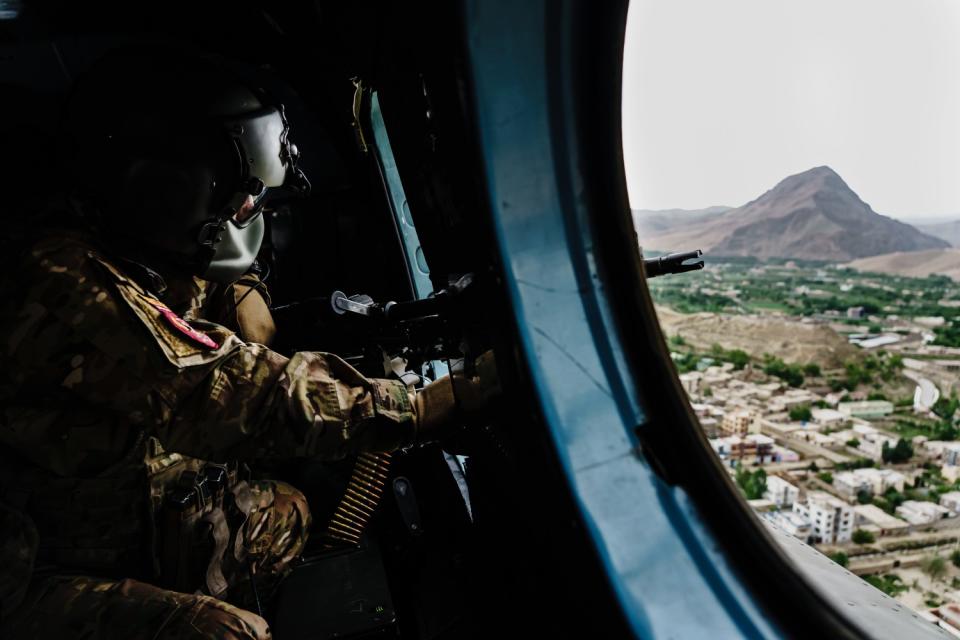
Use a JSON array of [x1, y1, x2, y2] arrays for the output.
[[63, 47, 310, 283]]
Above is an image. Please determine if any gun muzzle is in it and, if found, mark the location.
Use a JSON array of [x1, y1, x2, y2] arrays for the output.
[[644, 249, 704, 278]]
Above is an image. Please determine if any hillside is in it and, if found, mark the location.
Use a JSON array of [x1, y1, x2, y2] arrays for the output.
[[916, 220, 960, 248], [635, 167, 948, 261], [846, 248, 960, 282], [655, 306, 857, 367]]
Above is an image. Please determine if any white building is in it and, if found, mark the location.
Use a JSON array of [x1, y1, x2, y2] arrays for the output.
[[895, 500, 952, 525], [764, 475, 800, 507], [851, 468, 906, 494], [793, 491, 854, 544], [939, 491, 960, 514], [811, 408, 846, 426], [679, 371, 702, 395], [763, 511, 812, 542], [852, 504, 910, 537], [833, 471, 872, 501], [942, 465, 960, 484], [839, 400, 894, 419], [858, 434, 900, 461]]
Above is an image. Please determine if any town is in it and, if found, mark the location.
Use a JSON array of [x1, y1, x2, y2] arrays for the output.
[[655, 259, 960, 627]]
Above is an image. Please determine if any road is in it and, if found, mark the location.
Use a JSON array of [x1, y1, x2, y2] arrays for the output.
[[757, 421, 852, 465], [903, 368, 940, 411]]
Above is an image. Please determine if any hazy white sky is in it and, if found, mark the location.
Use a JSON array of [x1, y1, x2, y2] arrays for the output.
[[622, 0, 960, 221]]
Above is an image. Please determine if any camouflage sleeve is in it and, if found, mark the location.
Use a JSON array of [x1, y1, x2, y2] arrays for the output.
[[0, 502, 37, 618], [8, 237, 415, 463], [158, 345, 416, 462]]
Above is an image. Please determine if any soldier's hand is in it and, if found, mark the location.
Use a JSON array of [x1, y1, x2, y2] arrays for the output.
[[413, 350, 500, 442]]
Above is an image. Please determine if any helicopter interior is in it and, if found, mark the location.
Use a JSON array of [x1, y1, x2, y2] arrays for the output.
[[0, 2, 638, 639], [3, 2, 950, 640]]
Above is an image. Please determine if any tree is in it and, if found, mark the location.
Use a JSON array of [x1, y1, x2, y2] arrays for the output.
[[922, 555, 947, 581], [789, 405, 813, 422], [846, 438, 860, 448], [735, 465, 768, 500], [936, 422, 959, 441], [852, 529, 875, 544], [829, 552, 849, 568], [951, 549, 960, 569], [726, 349, 750, 370], [882, 439, 913, 464], [803, 363, 821, 377], [864, 574, 908, 597], [857, 490, 873, 505], [933, 395, 959, 421], [763, 355, 805, 387], [817, 471, 834, 484]]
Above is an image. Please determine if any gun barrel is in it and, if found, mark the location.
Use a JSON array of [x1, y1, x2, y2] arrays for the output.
[[644, 249, 704, 278]]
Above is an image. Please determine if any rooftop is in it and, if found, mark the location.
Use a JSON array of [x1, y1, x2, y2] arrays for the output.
[[852, 504, 910, 529]]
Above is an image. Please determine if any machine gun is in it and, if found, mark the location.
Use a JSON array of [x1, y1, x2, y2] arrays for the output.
[[643, 249, 704, 278], [281, 272, 487, 380]]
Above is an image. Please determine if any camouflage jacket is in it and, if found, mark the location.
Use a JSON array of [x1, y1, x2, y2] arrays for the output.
[[0, 233, 415, 576]]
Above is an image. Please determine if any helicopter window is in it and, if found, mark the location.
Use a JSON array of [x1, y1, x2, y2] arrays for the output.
[[625, 0, 960, 622]]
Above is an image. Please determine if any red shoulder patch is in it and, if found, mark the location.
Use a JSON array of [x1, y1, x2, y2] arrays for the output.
[[140, 296, 219, 350]]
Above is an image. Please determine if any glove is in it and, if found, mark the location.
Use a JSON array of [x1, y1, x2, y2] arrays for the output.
[[412, 350, 501, 442]]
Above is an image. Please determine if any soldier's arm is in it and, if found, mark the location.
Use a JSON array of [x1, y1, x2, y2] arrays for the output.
[[157, 344, 417, 462], [203, 272, 277, 346], [15, 239, 418, 463]]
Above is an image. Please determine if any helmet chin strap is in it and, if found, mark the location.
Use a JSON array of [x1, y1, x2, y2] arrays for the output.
[[197, 214, 265, 284]]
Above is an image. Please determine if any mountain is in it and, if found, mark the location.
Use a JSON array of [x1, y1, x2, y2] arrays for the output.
[[916, 220, 960, 248], [846, 248, 960, 282], [631, 206, 731, 238], [635, 166, 949, 261]]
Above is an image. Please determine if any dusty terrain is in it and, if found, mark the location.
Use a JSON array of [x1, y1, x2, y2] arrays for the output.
[[847, 248, 960, 282], [655, 305, 858, 367]]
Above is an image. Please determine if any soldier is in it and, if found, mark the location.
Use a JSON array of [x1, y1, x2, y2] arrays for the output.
[[0, 48, 470, 639]]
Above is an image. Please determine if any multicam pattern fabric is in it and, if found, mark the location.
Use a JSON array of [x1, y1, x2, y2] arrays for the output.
[[0, 501, 37, 618], [0, 233, 415, 629], [3, 575, 272, 640], [0, 479, 307, 640]]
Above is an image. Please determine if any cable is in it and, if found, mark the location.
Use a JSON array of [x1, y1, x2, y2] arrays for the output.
[[222, 262, 272, 319]]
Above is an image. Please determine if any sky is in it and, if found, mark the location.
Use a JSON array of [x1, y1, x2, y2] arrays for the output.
[[622, 0, 960, 221]]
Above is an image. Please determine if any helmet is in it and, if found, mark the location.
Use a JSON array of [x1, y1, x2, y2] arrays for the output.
[[62, 47, 310, 283]]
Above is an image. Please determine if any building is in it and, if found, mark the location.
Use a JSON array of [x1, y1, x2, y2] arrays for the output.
[[939, 491, 960, 513], [849, 468, 906, 494], [838, 400, 894, 419], [847, 306, 865, 319], [709, 434, 775, 463], [770, 445, 800, 463], [721, 409, 755, 436], [763, 511, 812, 542], [747, 499, 776, 512], [895, 500, 952, 526], [854, 335, 901, 350], [833, 471, 872, 502], [857, 434, 900, 461], [933, 603, 960, 636], [811, 408, 846, 427], [793, 491, 854, 544], [678, 371, 702, 395], [764, 475, 800, 507], [852, 504, 910, 537], [942, 465, 960, 484]]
